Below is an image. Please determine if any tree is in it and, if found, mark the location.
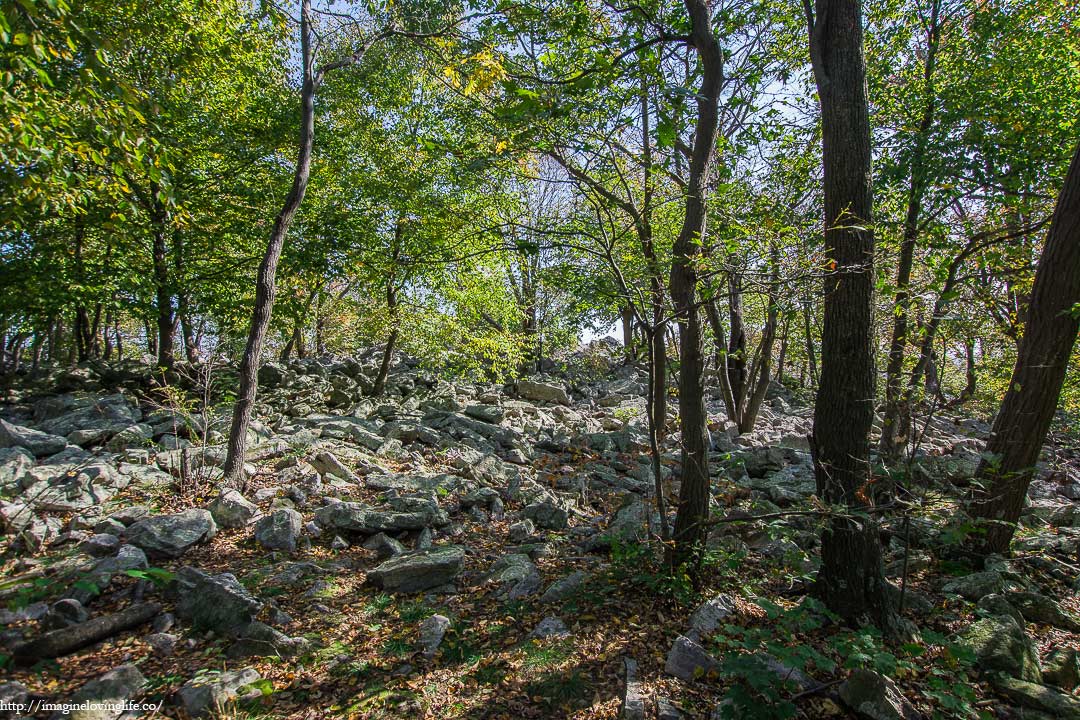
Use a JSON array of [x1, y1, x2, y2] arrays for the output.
[[964, 143, 1080, 556], [804, 0, 898, 631]]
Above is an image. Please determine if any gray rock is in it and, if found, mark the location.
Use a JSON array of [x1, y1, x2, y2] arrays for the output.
[[330, 535, 349, 551], [516, 379, 570, 405], [51, 664, 145, 720], [227, 620, 308, 658], [0, 418, 67, 457], [367, 545, 465, 593], [839, 668, 922, 720], [314, 501, 447, 535], [419, 614, 451, 658], [958, 614, 1041, 683], [177, 667, 262, 718], [523, 501, 568, 530], [125, 509, 217, 558], [509, 519, 536, 543], [0, 681, 28, 710], [529, 616, 569, 639], [1044, 647, 1080, 691], [0, 447, 33, 494], [665, 635, 721, 681], [172, 567, 263, 633], [687, 594, 736, 642], [657, 698, 684, 720], [992, 676, 1080, 719], [464, 404, 504, 424], [482, 553, 541, 599], [1005, 590, 1080, 632], [79, 533, 121, 558], [622, 657, 645, 720], [43, 598, 89, 630], [541, 570, 587, 604], [942, 570, 1006, 601], [363, 532, 406, 560], [144, 632, 178, 656], [208, 489, 258, 529], [254, 508, 302, 552]]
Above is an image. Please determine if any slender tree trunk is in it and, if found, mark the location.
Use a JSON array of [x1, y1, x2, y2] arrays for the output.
[[372, 283, 398, 397], [151, 187, 175, 370], [802, 295, 817, 385], [621, 304, 635, 360], [224, 0, 318, 485], [777, 313, 790, 385], [670, 0, 722, 569], [738, 244, 782, 433], [726, 268, 747, 410], [965, 144, 1080, 556], [806, 0, 898, 632], [880, 0, 941, 459]]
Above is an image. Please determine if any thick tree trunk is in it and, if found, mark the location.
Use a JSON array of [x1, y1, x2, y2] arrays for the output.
[[223, 0, 318, 485], [880, 0, 941, 459], [807, 0, 898, 632], [670, 0, 721, 569], [965, 143, 1080, 556]]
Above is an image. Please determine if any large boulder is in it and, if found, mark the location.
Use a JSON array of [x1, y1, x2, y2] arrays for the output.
[[0, 418, 67, 457], [0, 447, 34, 494], [481, 553, 541, 599], [314, 501, 446, 535], [992, 677, 1080, 719], [172, 567, 263, 633], [366, 545, 465, 593], [516, 379, 571, 405], [254, 508, 302, 552], [523, 501, 569, 530], [958, 615, 1041, 683], [125, 509, 217, 558], [21, 463, 127, 512], [664, 635, 721, 682]]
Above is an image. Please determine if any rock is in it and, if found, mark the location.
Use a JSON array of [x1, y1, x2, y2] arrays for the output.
[[79, 533, 121, 558], [209, 489, 258, 529], [330, 535, 349, 551], [42, 598, 89, 630], [1005, 590, 1080, 632], [622, 657, 645, 720], [125, 509, 217, 558], [363, 532, 406, 560], [541, 570, 587, 604], [942, 571, 1006, 601], [0, 447, 33, 494], [665, 635, 721, 681], [687, 594, 736, 642], [367, 545, 465, 593], [52, 664, 145, 720], [419, 614, 451, 658], [523, 501, 568, 530], [464, 404, 504, 424], [0, 681, 28, 710], [178, 667, 262, 717], [309, 451, 359, 482], [227, 620, 308, 658], [529, 616, 570, 639], [657, 698, 683, 720], [254, 508, 302, 552], [516, 379, 571, 405], [144, 632, 178, 656], [509, 519, 535, 543], [588, 493, 647, 549], [172, 567, 263, 633], [992, 676, 1080, 719], [482, 553, 541, 599], [258, 362, 289, 388], [959, 615, 1041, 683], [314, 501, 447, 535], [839, 668, 922, 720], [1043, 647, 1080, 691], [0, 418, 67, 457]]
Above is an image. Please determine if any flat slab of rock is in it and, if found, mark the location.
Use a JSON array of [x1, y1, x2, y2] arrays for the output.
[[125, 509, 216, 558], [315, 501, 447, 535], [367, 545, 464, 593], [0, 418, 67, 457], [516, 379, 570, 405]]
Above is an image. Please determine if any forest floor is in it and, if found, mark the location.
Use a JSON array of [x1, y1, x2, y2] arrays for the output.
[[1, 347, 1079, 719]]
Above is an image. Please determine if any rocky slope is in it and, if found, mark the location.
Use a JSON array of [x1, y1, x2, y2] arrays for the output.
[[0, 348, 1078, 719]]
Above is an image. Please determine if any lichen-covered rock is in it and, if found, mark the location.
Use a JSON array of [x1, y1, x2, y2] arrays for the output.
[[516, 379, 570, 405], [315, 501, 447, 535], [178, 667, 262, 717], [208, 489, 258, 529], [958, 615, 1041, 683], [52, 664, 145, 720], [482, 553, 541, 599], [254, 508, 302, 552], [839, 669, 922, 720], [992, 677, 1080, 719], [125, 509, 216, 558], [172, 567, 263, 633], [366, 545, 464, 593], [0, 418, 67, 457]]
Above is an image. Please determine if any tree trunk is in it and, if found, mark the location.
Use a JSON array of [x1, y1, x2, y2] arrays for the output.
[[621, 304, 635, 360], [806, 0, 898, 632], [965, 143, 1080, 556], [880, 0, 941, 459], [802, 295, 817, 386], [223, 0, 318, 485], [669, 0, 722, 569], [151, 187, 175, 370]]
